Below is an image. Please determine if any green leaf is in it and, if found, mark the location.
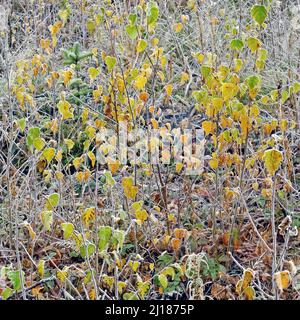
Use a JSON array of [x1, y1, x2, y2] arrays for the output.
[[98, 226, 112, 251], [292, 82, 300, 94], [125, 24, 138, 40], [161, 266, 175, 280], [281, 90, 289, 104], [158, 274, 168, 289], [200, 65, 212, 78], [77, 51, 93, 61], [7, 270, 23, 291], [246, 75, 261, 89], [61, 222, 74, 239], [104, 171, 116, 187], [146, 1, 159, 25], [105, 56, 117, 73], [2, 287, 13, 300], [123, 292, 139, 300], [18, 118, 26, 132], [45, 193, 60, 210], [128, 13, 137, 25], [230, 39, 244, 51], [88, 67, 100, 81], [80, 242, 95, 258], [28, 127, 40, 139], [251, 5, 268, 25], [26, 127, 40, 147], [112, 229, 125, 249], [247, 37, 261, 53], [33, 137, 45, 151], [136, 39, 147, 53], [41, 210, 53, 231], [86, 19, 96, 34], [192, 90, 208, 103]]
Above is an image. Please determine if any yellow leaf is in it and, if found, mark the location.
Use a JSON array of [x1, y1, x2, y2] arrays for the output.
[[81, 108, 89, 123], [23, 221, 36, 240], [57, 267, 69, 284], [87, 151, 96, 167], [40, 39, 51, 52], [202, 120, 215, 136], [93, 85, 103, 102], [244, 286, 255, 300], [55, 149, 62, 162], [42, 148, 55, 163], [88, 67, 100, 81], [261, 95, 269, 104], [252, 182, 259, 191], [64, 139, 74, 151], [136, 39, 148, 53], [192, 52, 205, 64], [165, 84, 173, 97], [173, 22, 183, 33], [236, 268, 255, 294], [58, 9, 69, 23], [212, 97, 223, 114], [262, 149, 283, 176], [122, 177, 138, 200], [129, 261, 140, 272], [220, 82, 238, 101], [174, 228, 187, 239], [250, 104, 260, 118], [55, 171, 64, 180], [61, 70, 73, 86], [137, 281, 150, 299], [234, 58, 243, 72], [134, 75, 147, 90], [171, 238, 181, 251], [275, 270, 290, 291], [176, 162, 183, 173], [236, 279, 243, 294], [157, 71, 165, 82], [73, 157, 82, 170], [89, 288, 96, 300], [136, 209, 148, 223], [209, 159, 218, 170], [85, 125, 96, 139], [58, 100, 74, 120], [180, 72, 189, 83], [240, 114, 250, 139], [150, 118, 158, 129], [280, 119, 288, 132], [242, 269, 255, 290], [82, 207, 95, 227], [118, 282, 127, 294], [107, 157, 120, 174], [48, 21, 62, 37], [76, 172, 84, 182], [37, 260, 45, 278]]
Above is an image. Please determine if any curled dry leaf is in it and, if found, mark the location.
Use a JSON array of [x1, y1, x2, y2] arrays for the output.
[[274, 270, 291, 291]]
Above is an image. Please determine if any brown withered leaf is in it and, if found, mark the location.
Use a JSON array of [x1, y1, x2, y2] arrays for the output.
[[278, 215, 292, 236], [211, 283, 227, 300]]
